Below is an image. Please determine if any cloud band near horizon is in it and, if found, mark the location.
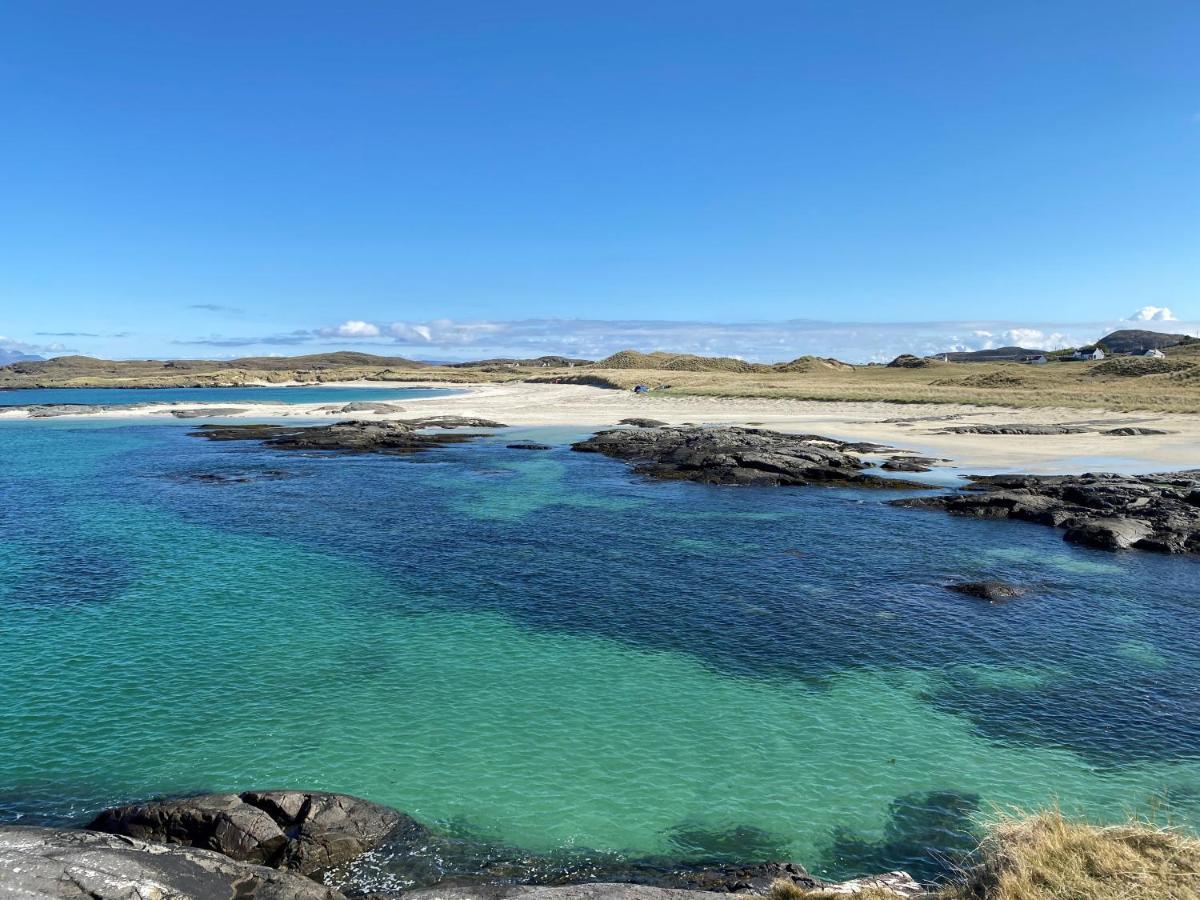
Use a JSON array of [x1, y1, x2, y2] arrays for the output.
[[160, 311, 1199, 364]]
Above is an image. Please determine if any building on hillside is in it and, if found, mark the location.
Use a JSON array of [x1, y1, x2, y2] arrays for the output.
[[1143, 348, 1166, 358], [1073, 347, 1105, 360], [1021, 354, 1049, 365]]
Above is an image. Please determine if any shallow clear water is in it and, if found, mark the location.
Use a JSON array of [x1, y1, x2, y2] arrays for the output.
[[1, 417, 1198, 885], [0, 385, 458, 406]]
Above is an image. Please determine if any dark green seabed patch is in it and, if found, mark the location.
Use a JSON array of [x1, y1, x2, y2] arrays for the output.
[[1, 419, 1199, 883]]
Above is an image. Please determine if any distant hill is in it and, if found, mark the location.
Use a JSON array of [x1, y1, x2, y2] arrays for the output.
[[446, 355, 592, 368], [592, 349, 760, 372], [931, 346, 1044, 363], [1095, 329, 1197, 354], [2, 352, 426, 377]]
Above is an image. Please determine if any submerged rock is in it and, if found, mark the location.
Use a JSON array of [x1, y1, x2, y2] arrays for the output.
[[571, 426, 926, 488], [507, 442, 553, 450], [893, 471, 1200, 554], [947, 581, 1026, 602], [87, 790, 409, 876], [191, 418, 506, 455], [0, 826, 343, 899]]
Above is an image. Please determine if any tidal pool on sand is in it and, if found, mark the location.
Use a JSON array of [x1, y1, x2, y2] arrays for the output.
[[1, 419, 1198, 883]]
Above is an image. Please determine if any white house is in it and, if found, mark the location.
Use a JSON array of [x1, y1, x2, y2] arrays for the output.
[[1074, 347, 1105, 360], [1143, 348, 1166, 358], [1022, 354, 1049, 365]]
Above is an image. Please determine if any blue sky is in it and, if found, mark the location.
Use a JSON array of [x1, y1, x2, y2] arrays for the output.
[[1, 1, 1196, 362]]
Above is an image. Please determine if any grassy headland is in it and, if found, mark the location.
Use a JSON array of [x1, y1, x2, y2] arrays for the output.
[[3, 334, 1199, 413]]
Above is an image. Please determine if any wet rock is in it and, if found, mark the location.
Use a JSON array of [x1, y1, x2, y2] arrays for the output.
[[893, 471, 1200, 554], [1102, 427, 1171, 436], [402, 415, 507, 429], [191, 418, 505, 456], [22, 404, 119, 417], [881, 458, 933, 473], [619, 418, 670, 428], [87, 790, 410, 876], [570, 426, 927, 488], [508, 442, 553, 450], [317, 401, 408, 415], [169, 407, 250, 418], [947, 581, 1026, 602], [935, 424, 1090, 435], [0, 826, 344, 899]]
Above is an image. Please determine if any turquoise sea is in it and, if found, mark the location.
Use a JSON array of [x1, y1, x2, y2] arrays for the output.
[[0, 385, 457, 406], [1, 390, 1199, 889]]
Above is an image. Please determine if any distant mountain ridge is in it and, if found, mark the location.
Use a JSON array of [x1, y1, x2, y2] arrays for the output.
[[0, 348, 41, 365]]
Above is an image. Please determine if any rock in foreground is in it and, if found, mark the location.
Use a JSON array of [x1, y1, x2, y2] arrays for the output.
[[0, 826, 343, 899], [894, 471, 1200, 554], [87, 790, 409, 876], [191, 417, 505, 455], [571, 426, 922, 488]]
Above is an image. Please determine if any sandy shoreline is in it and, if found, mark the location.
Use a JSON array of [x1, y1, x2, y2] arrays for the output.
[[2, 380, 1198, 474]]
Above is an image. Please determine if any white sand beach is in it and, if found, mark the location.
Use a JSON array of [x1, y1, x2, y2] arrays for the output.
[[3, 380, 1198, 474]]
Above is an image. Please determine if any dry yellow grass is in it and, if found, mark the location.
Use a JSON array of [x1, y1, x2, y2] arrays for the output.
[[768, 810, 1200, 899], [532, 352, 1200, 413], [943, 809, 1200, 900]]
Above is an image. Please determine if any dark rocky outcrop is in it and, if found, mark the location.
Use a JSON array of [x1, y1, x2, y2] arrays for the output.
[[14, 403, 150, 417], [570, 426, 925, 488], [935, 424, 1090, 435], [191, 418, 506, 455], [0, 826, 343, 899], [619, 418, 670, 428], [87, 790, 409, 876], [881, 456, 940, 473], [1102, 427, 1171, 436], [316, 401, 408, 414], [507, 442, 553, 450], [893, 471, 1200, 554], [947, 581, 1026, 602], [169, 407, 250, 418]]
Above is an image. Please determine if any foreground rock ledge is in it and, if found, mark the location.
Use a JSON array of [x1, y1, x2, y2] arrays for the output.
[[87, 789, 407, 876], [571, 426, 924, 488], [893, 471, 1200, 554], [0, 826, 341, 899], [18, 790, 923, 898]]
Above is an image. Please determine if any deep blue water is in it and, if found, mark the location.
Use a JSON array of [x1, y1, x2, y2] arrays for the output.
[[0, 385, 458, 406]]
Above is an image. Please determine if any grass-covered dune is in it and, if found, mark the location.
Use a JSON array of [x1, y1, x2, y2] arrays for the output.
[[534, 340, 1200, 414], [772, 810, 1200, 899]]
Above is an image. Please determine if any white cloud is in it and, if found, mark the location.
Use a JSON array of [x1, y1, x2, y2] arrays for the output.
[[1127, 306, 1177, 322], [321, 320, 380, 338], [172, 315, 1200, 363]]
